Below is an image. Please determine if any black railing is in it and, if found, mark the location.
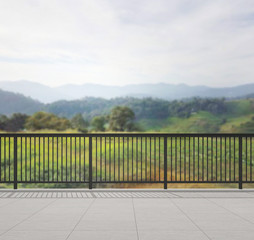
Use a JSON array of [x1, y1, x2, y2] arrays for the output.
[[0, 133, 253, 189]]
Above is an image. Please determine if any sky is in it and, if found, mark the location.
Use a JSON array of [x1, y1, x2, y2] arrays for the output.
[[0, 0, 254, 87]]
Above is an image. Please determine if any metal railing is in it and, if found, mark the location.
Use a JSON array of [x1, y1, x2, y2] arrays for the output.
[[0, 133, 253, 189]]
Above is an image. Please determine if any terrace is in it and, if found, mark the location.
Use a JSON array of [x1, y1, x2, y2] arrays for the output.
[[0, 189, 254, 239], [0, 133, 254, 239]]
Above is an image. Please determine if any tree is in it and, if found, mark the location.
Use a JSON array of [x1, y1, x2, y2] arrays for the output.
[[108, 106, 135, 132], [71, 113, 89, 132], [0, 113, 28, 132], [91, 116, 106, 132], [0, 114, 8, 130], [5, 113, 29, 132], [25, 112, 71, 131]]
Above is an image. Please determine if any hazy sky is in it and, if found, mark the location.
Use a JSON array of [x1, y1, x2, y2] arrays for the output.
[[0, 0, 254, 87]]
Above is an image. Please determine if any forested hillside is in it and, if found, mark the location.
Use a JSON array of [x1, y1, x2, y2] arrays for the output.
[[1, 88, 254, 133], [44, 97, 170, 120], [0, 89, 43, 115]]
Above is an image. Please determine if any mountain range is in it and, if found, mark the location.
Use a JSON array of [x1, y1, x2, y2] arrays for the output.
[[0, 80, 254, 103]]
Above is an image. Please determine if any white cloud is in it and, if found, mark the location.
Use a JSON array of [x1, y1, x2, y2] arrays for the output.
[[0, 0, 254, 87]]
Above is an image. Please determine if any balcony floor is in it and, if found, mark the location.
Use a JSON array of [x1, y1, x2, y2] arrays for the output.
[[0, 189, 254, 240]]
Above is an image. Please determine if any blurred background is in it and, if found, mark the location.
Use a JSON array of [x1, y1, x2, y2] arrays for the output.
[[0, 1, 254, 188], [0, 0, 254, 134]]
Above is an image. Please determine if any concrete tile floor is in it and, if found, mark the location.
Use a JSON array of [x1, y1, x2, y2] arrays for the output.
[[0, 189, 254, 240]]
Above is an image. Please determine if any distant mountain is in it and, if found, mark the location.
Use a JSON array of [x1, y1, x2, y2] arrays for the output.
[[0, 80, 254, 103], [0, 89, 43, 115], [0, 80, 70, 103]]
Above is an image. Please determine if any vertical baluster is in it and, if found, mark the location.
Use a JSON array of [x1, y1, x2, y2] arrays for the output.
[[66, 137, 68, 181], [180, 137, 181, 181], [220, 137, 222, 181], [184, 137, 186, 181], [189, 137, 191, 181], [193, 137, 195, 181], [207, 137, 208, 181], [154, 137, 156, 181], [225, 137, 227, 182], [239, 136, 243, 189], [140, 137, 142, 181], [70, 137, 72, 182], [20, 137, 21, 182], [198, 137, 199, 181], [171, 137, 172, 181], [234, 137, 236, 182], [0, 137, 1, 182], [216, 137, 218, 182], [52, 137, 54, 181], [43, 137, 45, 182], [84, 137, 86, 182], [30, 137, 32, 182], [105, 137, 106, 181], [114, 137, 116, 181], [74, 137, 76, 182], [9, 137, 11, 182], [62, 137, 64, 182], [202, 137, 204, 181], [150, 137, 151, 181], [100, 137, 102, 182], [132, 137, 134, 181], [128, 137, 129, 182], [39, 137, 41, 181], [246, 137, 248, 182], [164, 136, 167, 189], [89, 136, 92, 189], [251, 137, 252, 182], [211, 137, 213, 181], [14, 136, 17, 189], [229, 137, 231, 182], [118, 137, 120, 181], [108, 137, 111, 181], [122, 137, 124, 181], [136, 137, 138, 181], [48, 137, 50, 182], [34, 137, 36, 182], [96, 137, 97, 182], [159, 137, 161, 182], [175, 137, 177, 181]]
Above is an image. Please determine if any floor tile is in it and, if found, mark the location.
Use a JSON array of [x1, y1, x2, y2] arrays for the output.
[[139, 230, 208, 240], [0, 231, 69, 240], [68, 231, 138, 240]]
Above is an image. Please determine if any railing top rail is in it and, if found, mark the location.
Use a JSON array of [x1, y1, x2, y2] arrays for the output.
[[0, 133, 253, 137]]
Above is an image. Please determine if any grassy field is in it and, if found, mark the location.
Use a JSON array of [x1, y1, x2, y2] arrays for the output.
[[142, 112, 222, 133]]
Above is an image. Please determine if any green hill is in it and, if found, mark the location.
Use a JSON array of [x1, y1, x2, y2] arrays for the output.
[[0, 89, 43, 115], [141, 112, 222, 133], [140, 98, 254, 133]]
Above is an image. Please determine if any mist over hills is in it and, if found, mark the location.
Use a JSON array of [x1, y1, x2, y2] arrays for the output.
[[1, 80, 254, 103]]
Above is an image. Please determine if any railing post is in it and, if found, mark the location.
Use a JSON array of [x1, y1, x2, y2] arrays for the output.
[[164, 137, 167, 189], [89, 136, 93, 189], [239, 136, 243, 189], [14, 136, 18, 190]]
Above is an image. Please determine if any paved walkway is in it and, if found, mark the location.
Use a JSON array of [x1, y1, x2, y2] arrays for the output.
[[0, 189, 254, 240]]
